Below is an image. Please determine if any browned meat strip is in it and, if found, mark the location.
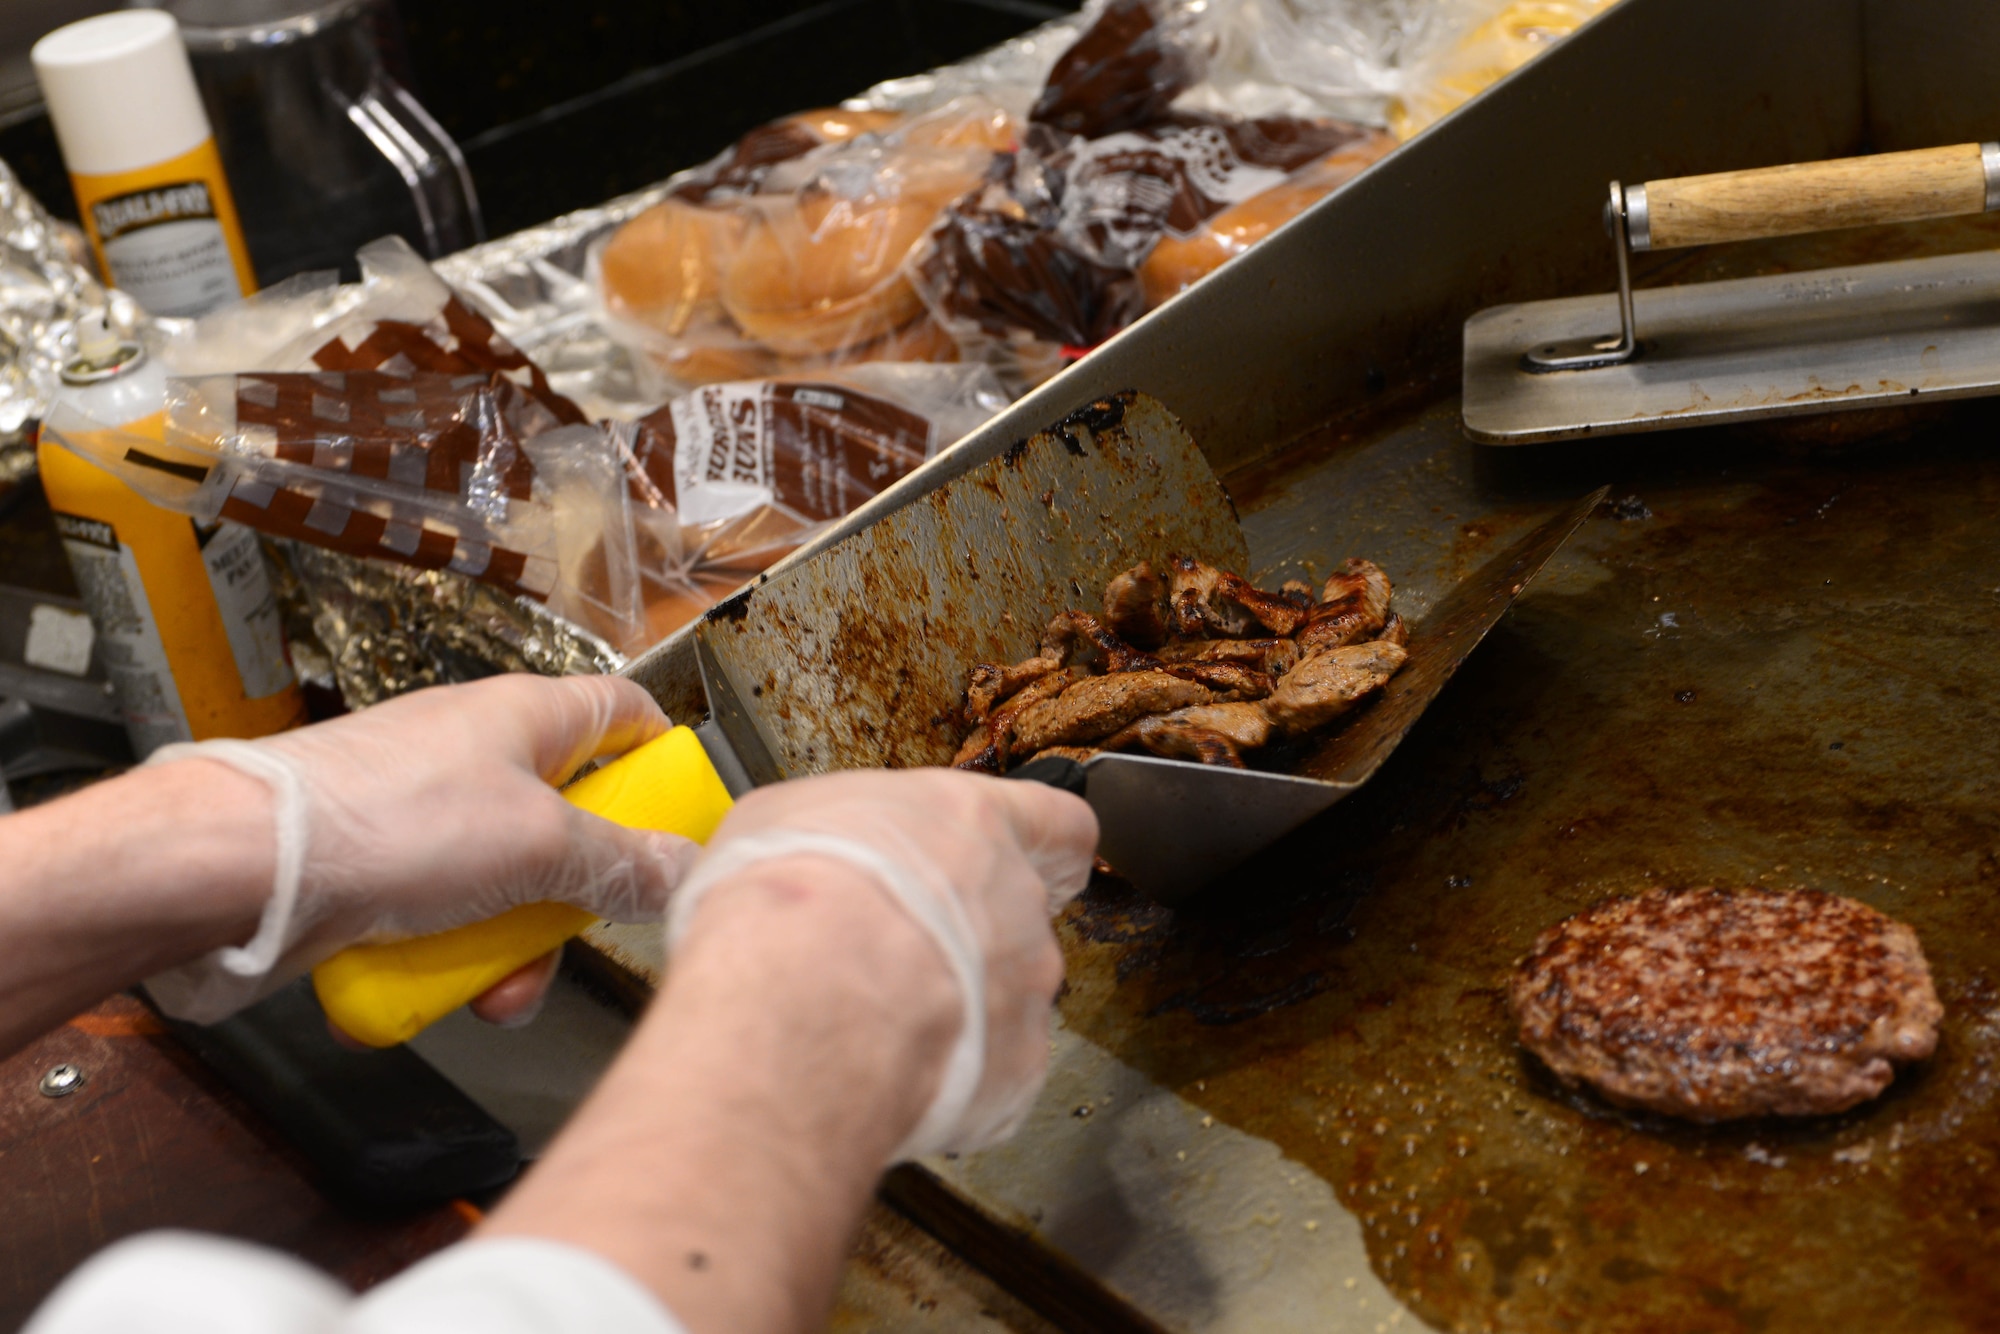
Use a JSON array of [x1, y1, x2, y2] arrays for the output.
[[1511, 887, 1942, 1120], [1167, 556, 1309, 638], [1042, 609, 1160, 674], [1011, 670, 1213, 754], [1298, 558, 1391, 656], [952, 666, 1077, 770], [1105, 699, 1273, 764], [964, 653, 1063, 723], [1021, 745, 1099, 766], [951, 724, 999, 772], [1105, 716, 1248, 767], [1219, 573, 1310, 636], [1160, 660, 1274, 699], [1102, 561, 1170, 648], [1375, 610, 1408, 648], [1263, 640, 1405, 735], [1156, 636, 1301, 676]]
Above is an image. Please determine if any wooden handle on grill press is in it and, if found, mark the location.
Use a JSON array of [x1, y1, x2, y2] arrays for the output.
[[1636, 142, 1993, 250]]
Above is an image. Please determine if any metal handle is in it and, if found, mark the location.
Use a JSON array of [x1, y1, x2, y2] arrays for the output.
[[1628, 142, 2000, 251], [1523, 142, 2000, 374]]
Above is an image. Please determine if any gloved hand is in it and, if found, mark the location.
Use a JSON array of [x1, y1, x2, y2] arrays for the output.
[[665, 768, 1098, 1162], [144, 675, 697, 1024]]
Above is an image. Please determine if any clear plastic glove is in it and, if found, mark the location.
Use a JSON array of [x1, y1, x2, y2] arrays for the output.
[[144, 675, 698, 1024], [665, 769, 1098, 1162]]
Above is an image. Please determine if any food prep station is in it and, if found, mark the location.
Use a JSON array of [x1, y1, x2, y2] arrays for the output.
[[578, 0, 1998, 1326], [3, 0, 1998, 1329]]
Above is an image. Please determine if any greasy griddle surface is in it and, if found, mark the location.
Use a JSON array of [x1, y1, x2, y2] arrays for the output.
[[1053, 404, 2000, 1330]]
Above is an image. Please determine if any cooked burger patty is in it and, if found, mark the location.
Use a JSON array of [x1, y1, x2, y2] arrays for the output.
[[1510, 887, 1942, 1121]]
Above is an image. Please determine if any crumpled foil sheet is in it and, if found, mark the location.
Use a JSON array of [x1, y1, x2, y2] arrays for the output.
[[0, 158, 146, 487], [269, 538, 623, 707]]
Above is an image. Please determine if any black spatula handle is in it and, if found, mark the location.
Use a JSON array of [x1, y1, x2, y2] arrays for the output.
[[1004, 755, 1088, 798]]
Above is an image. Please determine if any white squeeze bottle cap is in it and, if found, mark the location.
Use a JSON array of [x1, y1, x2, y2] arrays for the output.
[[32, 10, 213, 178]]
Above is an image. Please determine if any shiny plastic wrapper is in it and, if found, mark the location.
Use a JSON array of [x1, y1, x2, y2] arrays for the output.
[[632, 362, 1007, 566], [442, 0, 1611, 425], [41, 238, 680, 656], [623, 361, 1009, 640], [591, 0, 1401, 389], [1386, 0, 1621, 137], [591, 97, 1022, 394]]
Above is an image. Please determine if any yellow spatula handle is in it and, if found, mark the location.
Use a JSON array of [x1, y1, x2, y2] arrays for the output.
[[311, 725, 735, 1048]]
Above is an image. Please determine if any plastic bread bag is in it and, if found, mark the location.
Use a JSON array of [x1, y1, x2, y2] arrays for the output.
[[41, 365, 663, 655], [1386, 0, 1619, 138], [167, 235, 589, 432], [626, 362, 1008, 591], [910, 0, 1404, 367], [589, 98, 1019, 395], [1203, 0, 1485, 125], [912, 150, 1141, 384], [1135, 123, 1396, 305], [1028, 0, 1227, 139], [847, 11, 1092, 123], [1043, 111, 1387, 273]]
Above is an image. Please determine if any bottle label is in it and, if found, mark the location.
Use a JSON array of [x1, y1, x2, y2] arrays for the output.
[[194, 521, 295, 700], [50, 510, 192, 756], [91, 180, 244, 319]]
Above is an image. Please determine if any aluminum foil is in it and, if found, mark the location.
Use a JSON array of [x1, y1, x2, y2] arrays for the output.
[[0, 158, 147, 485], [269, 538, 623, 707]]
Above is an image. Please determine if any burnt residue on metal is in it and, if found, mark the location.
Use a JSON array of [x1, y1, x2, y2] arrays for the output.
[[1060, 396, 1130, 439], [710, 589, 753, 623], [699, 392, 1247, 777], [1055, 413, 2000, 1331]]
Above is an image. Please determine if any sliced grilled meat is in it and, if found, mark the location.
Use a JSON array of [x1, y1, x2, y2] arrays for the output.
[[1010, 669, 1214, 754], [1042, 609, 1160, 674], [1020, 745, 1099, 766], [1298, 558, 1391, 656], [1263, 640, 1405, 735], [1376, 610, 1408, 648], [952, 667, 1078, 771], [1167, 555, 1310, 638], [1157, 636, 1301, 676], [1103, 561, 1170, 648], [964, 653, 1064, 723], [1511, 887, 1943, 1121], [1105, 699, 1275, 766], [1106, 717, 1249, 767], [1160, 660, 1274, 699]]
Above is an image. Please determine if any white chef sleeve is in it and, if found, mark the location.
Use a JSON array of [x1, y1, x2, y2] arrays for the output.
[[25, 1232, 688, 1334]]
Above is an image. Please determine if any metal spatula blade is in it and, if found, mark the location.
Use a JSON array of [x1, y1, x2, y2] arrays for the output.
[[1006, 486, 1605, 900], [695, 391, 1601, 900]]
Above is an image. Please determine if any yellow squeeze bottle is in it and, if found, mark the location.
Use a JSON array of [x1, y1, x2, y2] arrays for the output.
[[33, 10, 256, 318], [38, 320, 304, 755], [314, 726, 738, 1048]]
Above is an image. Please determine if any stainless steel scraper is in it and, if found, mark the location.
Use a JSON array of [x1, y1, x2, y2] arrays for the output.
[[695, 391, 1601, 901], [1463, 142, 2000, 443]]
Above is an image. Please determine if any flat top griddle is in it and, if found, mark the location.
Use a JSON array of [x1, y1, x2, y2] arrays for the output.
[[589, 1, 2000, 1324], [1036, 389, 2000, 1331]]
